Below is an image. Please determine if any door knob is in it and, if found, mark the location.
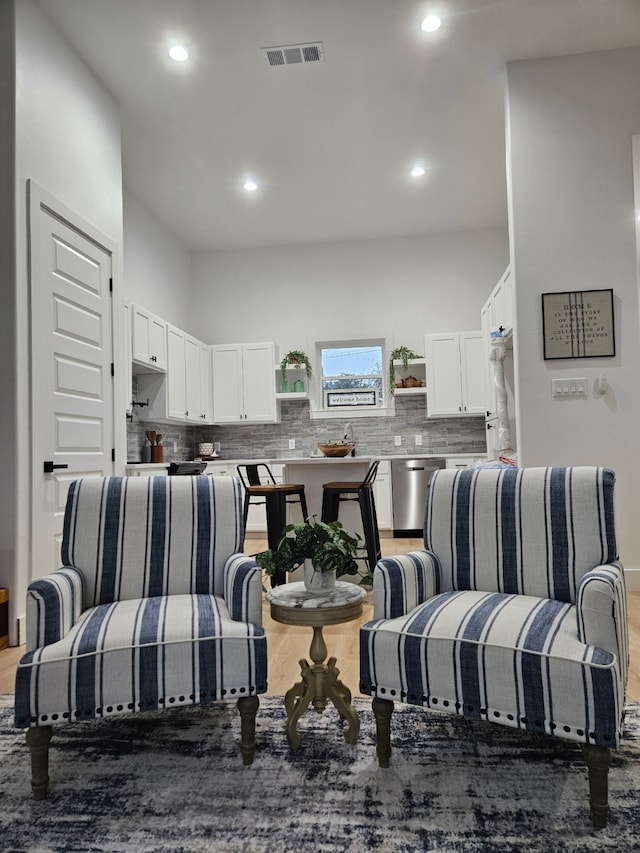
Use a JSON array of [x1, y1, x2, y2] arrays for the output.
[[43, 461, 69, 473]]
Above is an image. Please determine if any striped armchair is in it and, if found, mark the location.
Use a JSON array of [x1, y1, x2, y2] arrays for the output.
[[360, 467, 628, 827], [15, 475, 267, 799]]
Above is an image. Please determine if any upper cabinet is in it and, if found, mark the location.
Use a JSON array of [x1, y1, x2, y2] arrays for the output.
[[481, 266, 514, 419], [425, 331, 485, 417], [166, 326, 211, 423], [481, 266, 516, 456], [482, 266, 513, 340], [211, 342, 279, 424], [131, 304, 167, 373], [136, 324, 212, 424]]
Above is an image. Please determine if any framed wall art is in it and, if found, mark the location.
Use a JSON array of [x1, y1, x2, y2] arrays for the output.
[[541, 288, 615, 360]]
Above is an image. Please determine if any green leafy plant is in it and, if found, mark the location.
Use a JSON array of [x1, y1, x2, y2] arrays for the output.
[[388, 345, 422, 395], [255, 517, 370, 583], [280, 350, 313, 383]]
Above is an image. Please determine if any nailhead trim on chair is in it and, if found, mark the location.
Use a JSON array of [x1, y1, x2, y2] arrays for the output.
[[363, 685, 614, 743]]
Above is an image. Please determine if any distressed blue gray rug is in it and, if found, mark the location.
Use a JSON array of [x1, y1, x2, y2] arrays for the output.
[[1, 695, 638, 852]]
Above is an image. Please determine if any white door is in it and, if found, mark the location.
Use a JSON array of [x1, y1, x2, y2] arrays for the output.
[[31, 200, 115, 576]]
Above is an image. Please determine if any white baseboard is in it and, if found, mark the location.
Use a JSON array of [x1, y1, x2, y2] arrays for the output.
[[16, 614, 25, 647], [625, 567, 640, 592]]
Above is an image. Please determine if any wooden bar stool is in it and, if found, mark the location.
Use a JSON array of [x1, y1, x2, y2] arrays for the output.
[[236, 464, 309, 586], [320, 461, 381, 573]]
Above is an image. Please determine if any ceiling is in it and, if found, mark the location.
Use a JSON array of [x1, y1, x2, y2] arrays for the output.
[[36, 0, 640, 252]]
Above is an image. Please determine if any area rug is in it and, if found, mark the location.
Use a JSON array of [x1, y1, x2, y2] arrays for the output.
[[1, 695, 639, 853]]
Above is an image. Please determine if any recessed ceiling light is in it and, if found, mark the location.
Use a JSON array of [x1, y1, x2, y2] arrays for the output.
[[169, 45, 189, 62], [243, 179, 258, 192], [411, 164, 426, 177], [421, 15, 442, 33]]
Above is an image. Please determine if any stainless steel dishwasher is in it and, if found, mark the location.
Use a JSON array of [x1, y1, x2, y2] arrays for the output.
[[391, 457, 447, 536]]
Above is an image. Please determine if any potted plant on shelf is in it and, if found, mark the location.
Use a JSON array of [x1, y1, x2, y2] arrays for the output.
[[388, 345, 422, 395], [279, 350, 313, 391], [255, 517, 371, 593]]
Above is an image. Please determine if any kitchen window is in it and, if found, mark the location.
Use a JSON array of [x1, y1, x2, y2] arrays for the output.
[[309, 338, 390, 418]]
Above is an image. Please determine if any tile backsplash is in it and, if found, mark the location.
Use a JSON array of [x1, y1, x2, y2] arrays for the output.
[[127, 397, 486, 462]]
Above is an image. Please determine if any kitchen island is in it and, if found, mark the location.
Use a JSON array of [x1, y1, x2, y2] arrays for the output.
[[124, 453, 484, 548], [282, 457, 372, 531], [125, 456, 374, 533]]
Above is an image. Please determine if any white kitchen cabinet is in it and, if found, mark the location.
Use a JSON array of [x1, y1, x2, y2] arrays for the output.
[[481, 266, 514, 419], [131, 304, 167, 373], [199, 343, 212, 423], [445, 456, 486, 470], [485, 417, 502, 459], [424, 331, 485, 417], [137, 326, 212, 424], [123, 299, 133, 417], [125, 464, 168, 477], [166, 325, 188, 420], [373, 461, 392, 530], [211, 342, 279, 424], [205, 462, 231, 476], [485, 266, 513, 339], [481, 266, 516, 457]]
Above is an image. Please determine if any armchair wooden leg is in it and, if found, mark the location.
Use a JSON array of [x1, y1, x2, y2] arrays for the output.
[[582, 744, 612, 828], [372, 697, 394, 768], [26, 725, 53, 800], [237, 695, 260, 766]]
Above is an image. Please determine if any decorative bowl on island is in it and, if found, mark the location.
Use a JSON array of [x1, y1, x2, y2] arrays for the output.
[[318, 442, 355, 458]]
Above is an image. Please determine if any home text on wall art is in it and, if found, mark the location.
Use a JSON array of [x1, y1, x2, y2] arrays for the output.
[[541, 288, 615, 359]]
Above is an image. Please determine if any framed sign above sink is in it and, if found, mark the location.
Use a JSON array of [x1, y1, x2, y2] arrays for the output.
[[324, 390, 380, 408]]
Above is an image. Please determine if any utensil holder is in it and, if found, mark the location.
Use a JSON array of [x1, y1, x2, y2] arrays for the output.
[[151, 445, 163, 463]]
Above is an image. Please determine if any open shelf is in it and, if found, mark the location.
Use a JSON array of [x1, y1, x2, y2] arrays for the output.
[[275, 391, 309, 401]]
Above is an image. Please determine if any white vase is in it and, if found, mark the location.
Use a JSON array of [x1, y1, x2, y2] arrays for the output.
[[303, 559, 336, 595]]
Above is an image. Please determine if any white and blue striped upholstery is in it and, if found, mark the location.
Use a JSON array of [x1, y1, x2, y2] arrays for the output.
[[360, 467, 628, 751], [15, 476, 267, 729]]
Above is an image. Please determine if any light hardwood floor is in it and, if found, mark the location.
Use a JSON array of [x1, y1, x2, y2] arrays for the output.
[[2, 536, 639, 702]]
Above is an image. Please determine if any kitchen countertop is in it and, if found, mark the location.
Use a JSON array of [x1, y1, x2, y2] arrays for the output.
[[125, 452, 484, 472]]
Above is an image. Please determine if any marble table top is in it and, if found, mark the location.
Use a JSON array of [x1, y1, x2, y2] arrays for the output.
[[266, 581, 366, 609]]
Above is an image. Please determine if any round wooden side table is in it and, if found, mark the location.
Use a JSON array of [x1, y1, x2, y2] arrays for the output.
[[266, 581, 366, 750]]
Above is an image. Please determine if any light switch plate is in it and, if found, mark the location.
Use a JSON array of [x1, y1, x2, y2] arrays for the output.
[[394, 435, 402, 446], [552, 377, 587, 398]]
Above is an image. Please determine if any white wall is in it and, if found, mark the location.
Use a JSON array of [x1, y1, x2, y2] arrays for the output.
[[189, 229, 508, 353], [0, 2, 17, 625], [507, 47, 640, 575], [123, 190, 192, 331], [5, 0, 123, 641]]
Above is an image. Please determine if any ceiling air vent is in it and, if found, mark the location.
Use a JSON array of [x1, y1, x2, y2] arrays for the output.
[[262, 42, 324, 68]]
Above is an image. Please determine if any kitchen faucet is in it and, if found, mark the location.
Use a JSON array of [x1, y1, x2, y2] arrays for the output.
[[343, 423, 355, 455]]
